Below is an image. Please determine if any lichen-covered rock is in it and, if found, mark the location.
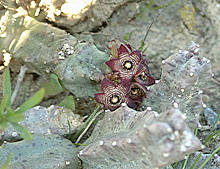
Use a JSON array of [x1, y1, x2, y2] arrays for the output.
[[140, 42, 211, 128], [78, 105, 202, 169], [0, 135, 81, 169], [0, 10, 109, 98], [1, 0, 139, 33], [0, 106, 84, 142]]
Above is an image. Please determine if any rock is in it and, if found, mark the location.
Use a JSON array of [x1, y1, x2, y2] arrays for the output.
[[78, 105, 202, 169], [54, 40, 108, 98], [203, 108, 219, 128], [0, 135, 81, 169], [1, 0, 139, 33], [173, 152, 220, 169], [0, 106, 84, 142], [140, 42, 211, 128], [0, 10, 109, 98]]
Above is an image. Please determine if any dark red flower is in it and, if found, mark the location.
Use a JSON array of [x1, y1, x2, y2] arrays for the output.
[[134, 61, 155, 86], [129, 82, 147, 100], [105, 44, 143, 81], [95, 41, 155, 111], [95, 78, 137, 111]]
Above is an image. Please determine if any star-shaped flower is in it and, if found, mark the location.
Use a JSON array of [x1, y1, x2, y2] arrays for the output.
[[105, 44, 143, 82], [134, 61, 155, 86], [95, 78, 137, 111]]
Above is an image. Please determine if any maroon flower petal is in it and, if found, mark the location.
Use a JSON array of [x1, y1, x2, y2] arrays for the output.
[[101, 78, 115, 91], [126, 97, 137, 108], [95, 93, 105, 104], [125, 44, 133, 52], [147, 75, 155, 86], [128, 82, 146, 101], [118, 44, 130, 56], [105, 59, 119, 72], [125, 97, 141, 109], [130, 50, 142, 60], [134, 62, 155, 86]]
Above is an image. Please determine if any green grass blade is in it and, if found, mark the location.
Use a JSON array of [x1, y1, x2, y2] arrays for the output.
[[198, 145, 220, 169], [205, 113, 220, 145], [15, 88, 45, 114], [189, 153, 202, 169], [207, 130, 220, 145], [205, 129, 220, 146], [10, 122, 32, 140], [71, 106, 101, 141], [6, 108, 24, 123], [0, 95, 8, 115], [2, 68, 11, 106], [182, 155, 190, 169], [0, 152, 13, 169]]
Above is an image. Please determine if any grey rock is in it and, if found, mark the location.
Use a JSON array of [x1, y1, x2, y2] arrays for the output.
[[54, 40, 108, 98], [0, 106, 84, 142], [203, 108, 219, 128], [1, 0, 139, 33], [0, 135, 81, 169], [141, 42, 211, 129], [0, 10, 109, 98], [78, 105, 202, 169], [173, 152, 220, 169]]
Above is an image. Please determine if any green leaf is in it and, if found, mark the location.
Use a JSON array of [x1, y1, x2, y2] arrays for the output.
[[15, 88, 45, 114], [41, 74, 63, 96], [123, 32, 131, 41], [59, 95, 75, 112], [6, 108, 24, 123], [50, 73, 63, 90], [2, 68, 11, 106], [0, 152, 13, 169], [0, 95, 8, 115], [0, 120, 8, 130], [10, 122, 32, 140]]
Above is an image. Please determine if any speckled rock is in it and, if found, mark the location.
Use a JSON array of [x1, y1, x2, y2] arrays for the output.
[[0, 135, 81, 169], [0, 105, 83, 142], [0, 10, 109, 98], [78, 105, 202, 169], [140, 42, 211, 129]]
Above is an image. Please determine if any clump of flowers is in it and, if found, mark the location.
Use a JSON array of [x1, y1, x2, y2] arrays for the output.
[[95, 40, 155, 111]]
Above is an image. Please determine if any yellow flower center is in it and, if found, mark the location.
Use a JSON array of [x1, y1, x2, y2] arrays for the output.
[[110, 95, 120, 104], [123, 61, 133, 70]]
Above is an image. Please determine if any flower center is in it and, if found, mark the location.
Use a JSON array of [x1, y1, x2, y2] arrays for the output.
[[110, 95, 120, 104], [123, 61, 133, 70], [139, 72, 148, 81], [131, 88, 140, 95]]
